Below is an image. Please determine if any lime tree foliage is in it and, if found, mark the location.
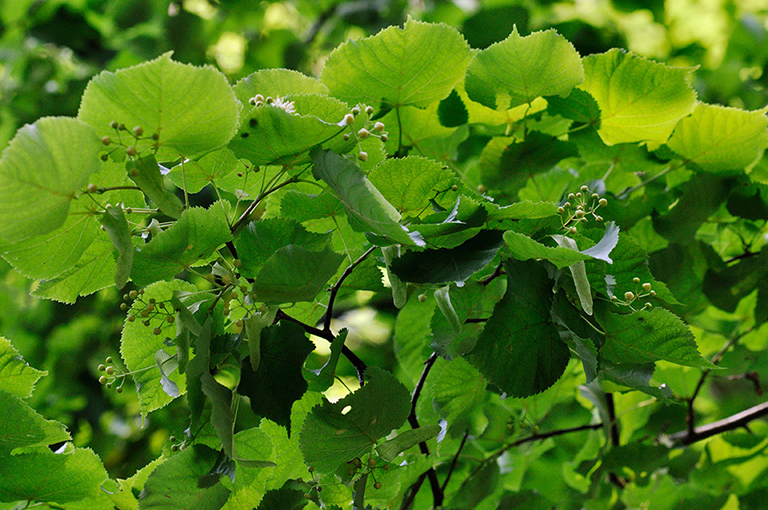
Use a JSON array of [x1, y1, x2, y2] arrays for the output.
[[3, 17, 768, 510]]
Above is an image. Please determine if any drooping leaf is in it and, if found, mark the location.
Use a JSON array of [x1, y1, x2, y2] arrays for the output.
[[0, 117, 101, 241], [121, 280, 197, 416], [466, 259, 570, 397], [0, 337, 46, 398], [0, 389, 70, 453], [280, 190, 344, 222], [299, 367, 411, 474], [580, 49, 696, 145], [581, 221, 620, 263], [311, 148, 423, 246], [224, 427, 276, 510], [602, 362, 674, 404], [553, 235, 593, 315], [390, 230, 503, 284], [376, 425, 441, 462], [139, 445, 230, 510], [100, 205, 133, 289], [251, 245, 345, 304], [485, 200, 560, 221], [78, 52, 239, 160], [201, 372, 234, 458], [132, 207, 232, 287], [666, 102, 768, 173], [239, 322, 315, 434], [598, 308, 716, 369], [503, 231, 592, 268], [465, 27, 584, 110], [126, 156, 184, 220], [321, 19, 471, 109], [368, 156, 455, 217], [434, 285, 462, 336], [0, 447, 108, 504], [32, 236, 116, 303], [235, 218, 332, 278]]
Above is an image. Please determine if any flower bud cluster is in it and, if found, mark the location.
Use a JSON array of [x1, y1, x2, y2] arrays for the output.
[[99, 121, 159, 162], [559, 185, 608, 234], [248, 94, 297, 115], [340, 104, 388, 162], [610, 276, 657, 311]]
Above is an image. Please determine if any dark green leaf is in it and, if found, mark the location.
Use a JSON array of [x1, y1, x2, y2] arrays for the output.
[[0, 389, 70, 453], [376, 425, 441, 462], [467, 259, 570, 397], [239, 322, 315, 434], [547, 88, 601, 125], [304, 330, 346, 392], [390, 230, 503, 284], [438, 89, 469, 127]]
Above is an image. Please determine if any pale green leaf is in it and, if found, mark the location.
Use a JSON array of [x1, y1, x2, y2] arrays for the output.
[[321, 19, 471, 109], [224, 428, 276, 510], [580, 49, 696, 145], [553, 235, 593, 315], [139, 445, 230, 510], [667, 102, 768, 173], [78, 52, 240, 159], [121, 280, 197, 416], [367, 156, 455, 216], [467, 259, 570, 397], [0, 389, 70, 453], [0, 447, 108, 504], [465, 27, 584, 110], [132, 207, 232, 287], [376, 425, 441, 462], [32, 236, 116, 303], [599, 308, 716, 369], [434, 285, 462, 335], [304, 330, 346, 392], [168, 148, 240, 194], [299, 367, 411, 474], [233, 69, 329, 104], [503, 230, 592, 268], [0, 117, 101, 241], [485, 200, 560, 221], [311, 149, 423, 246], [100, 205, 133, 289], [127, 156, 184, 219], [0, 337, 46, 398]]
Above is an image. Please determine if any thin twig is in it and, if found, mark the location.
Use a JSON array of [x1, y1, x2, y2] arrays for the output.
[[323, 246, 376, 333], [666, 401, 768, 446], [230, 177, 297, 235], [440, 430, 470, 493]]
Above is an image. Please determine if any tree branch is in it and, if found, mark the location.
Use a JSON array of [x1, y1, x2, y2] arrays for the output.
[[440, 429, 470, 493], [323, 246, 376, 333], [665, 401, 768, 446]]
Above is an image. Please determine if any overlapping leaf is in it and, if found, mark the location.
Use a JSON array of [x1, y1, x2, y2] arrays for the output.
[[0, 117, 101, 242], [580, 49, 696, 145], [78, 52, 239, 159], [465, 27, 584, 110], [0, 390, 70, 453], [666, 102, 768, 173], [321, 19, 471, 109], [367, 156, 455, 216], [466, 259, 570, 397], [0, 338, 46, 398]]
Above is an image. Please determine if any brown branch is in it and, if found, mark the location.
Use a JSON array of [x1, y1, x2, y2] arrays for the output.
[[666, 401, 768, 446]]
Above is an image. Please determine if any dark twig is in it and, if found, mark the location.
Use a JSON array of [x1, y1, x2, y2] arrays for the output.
[[323, 246, 376, 333], [230, 177, 297, 235], [666, 401, 768, 446], [440, 430, 470, 493], [403, 353, 442, 508], [480, 263, 504, 286], [606, 393, 620, 447]]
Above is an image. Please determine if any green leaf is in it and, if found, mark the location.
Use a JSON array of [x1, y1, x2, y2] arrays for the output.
[[598, 308, 716, 369], [466, 259, 570, 397], [299, 367, 411, 474], [503, 231, 593, 268], [168, 148, 240, 194], [304, 330, 346, 392], [485, 200, 560, 221], [376, 425, 441, 462], [201, 373, 234, 458], [546, 88, 601, 125], [602, 362, 674, 404], [139, 445, 230, 510], [0, 337, 46, 398], [438, 89, 469, 127], [280, 190, 344, 222], [429, 358, 487, 422], [367, 156, 455, 217], [224, 428, 276, 510], [229, 94, 356, 167], [0, 117, 101, 241], [251, 245, 345, 304], [32, 236, 116, 303], [0, 447, 108, 504], [256, 488, 308, 510], [127, 156, 184, 220], [434, 285, 462, 335], [666, 102, 768, 173], [390, 230, 504, 284], [321, 19, 471, 109], [480, 132, 579, 195], [233, 69, 329, 103], [78, 52, 239, 160], [100, 205, 133, 289], [132, 207, 232, 287], [465, 27, 584, 110], [580, 49, 696, 145], [553, 235, 593, 315], [311, 148, 423, 246], [0, 201, 99, 281], [239, 322, 315, 435], [0, 389, 70, 453], [235, 218, 331, 278], [121, 280, 197, 416]]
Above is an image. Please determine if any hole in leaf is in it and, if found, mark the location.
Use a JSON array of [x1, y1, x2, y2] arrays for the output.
[[341, 405, 352, 415]]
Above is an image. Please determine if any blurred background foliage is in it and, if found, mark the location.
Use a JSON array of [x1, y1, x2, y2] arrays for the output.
[[1, 0, 767, 480]]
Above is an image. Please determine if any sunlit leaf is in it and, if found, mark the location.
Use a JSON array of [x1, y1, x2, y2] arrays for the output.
[[0, 390, 70, 453], [0, 338, 46, 399]]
